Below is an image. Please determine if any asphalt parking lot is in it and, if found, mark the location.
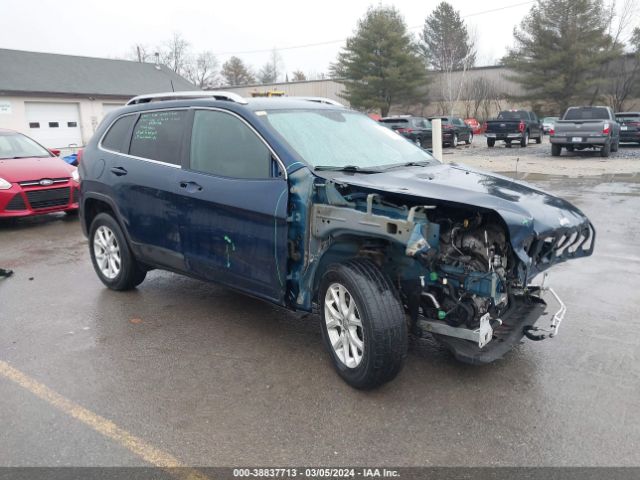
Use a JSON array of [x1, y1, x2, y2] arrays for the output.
[[1, 170, 640, 467]]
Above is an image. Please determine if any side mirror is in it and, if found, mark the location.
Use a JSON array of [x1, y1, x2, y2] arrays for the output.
[[50, 149, 61, 157]]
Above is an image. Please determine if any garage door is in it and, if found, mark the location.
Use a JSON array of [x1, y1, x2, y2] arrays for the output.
[[25, 102, 83, 149]]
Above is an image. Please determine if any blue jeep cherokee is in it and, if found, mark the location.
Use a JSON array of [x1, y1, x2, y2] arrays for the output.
[[79, 91, 594, 389]]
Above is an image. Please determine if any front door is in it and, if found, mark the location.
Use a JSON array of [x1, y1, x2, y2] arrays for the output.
[[177, 108, 288, 303]]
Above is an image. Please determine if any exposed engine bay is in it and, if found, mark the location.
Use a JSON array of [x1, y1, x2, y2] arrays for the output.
[[288, 173, 590, 363]]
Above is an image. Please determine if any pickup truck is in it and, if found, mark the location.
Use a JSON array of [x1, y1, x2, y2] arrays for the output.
[[484, 110, 543, 147], [550, 106, 620, 157]]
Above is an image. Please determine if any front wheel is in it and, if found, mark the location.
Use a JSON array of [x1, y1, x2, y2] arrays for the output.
[[319, 259, 407, 389], [551, 144, 562, 156], [89, 213, 146, 291], [600, 142, 611, 157], [487, 138, 495, 147]]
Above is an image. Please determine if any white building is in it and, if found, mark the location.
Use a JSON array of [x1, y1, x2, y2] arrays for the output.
[[0, 48, 194, 150]]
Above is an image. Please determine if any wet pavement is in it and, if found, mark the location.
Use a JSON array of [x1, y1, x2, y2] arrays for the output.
[[1, 173, 639, 467]]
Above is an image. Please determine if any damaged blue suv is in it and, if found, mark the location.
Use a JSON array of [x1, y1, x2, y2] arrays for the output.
[[79, 92, 595, 389]]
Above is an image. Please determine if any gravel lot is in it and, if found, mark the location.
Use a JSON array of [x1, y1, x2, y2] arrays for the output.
[[446, 135, 640, 176]]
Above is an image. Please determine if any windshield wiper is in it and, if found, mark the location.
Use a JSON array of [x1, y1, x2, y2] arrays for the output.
[[383, 160, 434, 170], [314, 165, 382, 174]]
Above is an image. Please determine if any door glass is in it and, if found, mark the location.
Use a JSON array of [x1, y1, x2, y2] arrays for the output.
[[190, 110, 271, 179], [129, 110, 187, 164]]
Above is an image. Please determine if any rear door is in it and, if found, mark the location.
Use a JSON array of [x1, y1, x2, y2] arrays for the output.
[[528, 112, 542, 137], [100, 109, 187, 270], [177, 108, 289, 303]]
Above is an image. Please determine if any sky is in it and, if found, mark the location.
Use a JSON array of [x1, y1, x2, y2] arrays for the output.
[[0, 0, 637, 80]]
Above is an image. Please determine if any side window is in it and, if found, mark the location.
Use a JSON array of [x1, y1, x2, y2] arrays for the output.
[[189, 110, 271, 179], [129, 110, 187, 165], [101, 115, 136, 152]]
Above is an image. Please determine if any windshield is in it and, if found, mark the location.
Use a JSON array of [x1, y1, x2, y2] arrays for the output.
[[564, 107, 609, 120], [543, 117, 558, 123], [497, 111, 528, 120], [261, 109, 437, 169], [0, 132, 51, 159]]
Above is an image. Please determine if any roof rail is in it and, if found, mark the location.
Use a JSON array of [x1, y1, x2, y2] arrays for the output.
[[126, 91, 248, 106], [292, 97, 345, 107]]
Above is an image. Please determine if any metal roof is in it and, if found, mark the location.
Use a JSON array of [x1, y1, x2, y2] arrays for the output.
[[0, 48, 195, 97]]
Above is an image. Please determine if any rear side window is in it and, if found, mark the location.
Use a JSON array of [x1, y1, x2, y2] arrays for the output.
[[102, 115, 136, 152], [129, 110, 187, 165], [189, 110, 271, 179]]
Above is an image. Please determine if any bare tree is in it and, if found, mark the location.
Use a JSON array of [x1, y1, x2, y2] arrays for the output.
[[258, 48, 284, 84], [184, 51, 219, 89], [161, 33, 191, 75], [127, 44, 152, 63], [291, 70, 307, 81]]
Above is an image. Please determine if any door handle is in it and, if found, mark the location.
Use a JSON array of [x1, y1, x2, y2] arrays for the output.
[[110, 166, 128, 176], [179, 181, 203, 192]]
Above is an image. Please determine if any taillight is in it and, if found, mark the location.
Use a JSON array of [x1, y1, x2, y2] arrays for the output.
[[397, 128, 413, 133], [603, 123, 610, 135], [549, 127, 555, 136], [518, 120, 525, 132], [76, 148, 84, 165]]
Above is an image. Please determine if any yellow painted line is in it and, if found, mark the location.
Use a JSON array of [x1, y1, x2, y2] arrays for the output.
[[0, 360, 207, 480]]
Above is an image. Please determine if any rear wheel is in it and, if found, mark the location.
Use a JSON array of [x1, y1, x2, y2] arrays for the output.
[[600, 142, 611, 158], [415, 138, 422, 148], [89, 213, 146, 291], [319, 259, 407, 389], [520, 131, 529, 147], [611, 139, 619, 152], [466, 132, 473, 145], [451, 133, 458, 147], [487, 138, 495, 148], [551, 144, 562, 156], [535, 135, 542, 144]]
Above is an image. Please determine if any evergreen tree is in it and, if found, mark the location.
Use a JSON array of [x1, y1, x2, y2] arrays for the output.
[[221, 56, 255, 86], [502, 0, 621, 113], [331, 6, 427, 116], [420, 2, 476, 72]]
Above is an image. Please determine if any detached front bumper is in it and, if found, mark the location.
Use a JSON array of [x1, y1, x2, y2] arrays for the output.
[[428, 284, 566, 365]]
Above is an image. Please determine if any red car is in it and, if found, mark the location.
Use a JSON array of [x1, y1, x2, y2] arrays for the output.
[[464, 118, 484, 134], [0, 129, 79, 218]]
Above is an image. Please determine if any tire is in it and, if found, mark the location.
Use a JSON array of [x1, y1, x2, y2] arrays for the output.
[[551, 144, 562, 156], [451, 134, 458, 147], [600, 142, 611, 158], [520, 131, 529, 147], [506, 141, 512, 148], [487, 138, 495, 148], [64, 209, 79, 216], [535, 135, 542, 144], [89, 212, 146, 291], [566, 145, 574, 152], [415, 138, 422, 148], [319, 258, 407, 389], [611, 139, 619, 152], [466, 132, 473, 145]]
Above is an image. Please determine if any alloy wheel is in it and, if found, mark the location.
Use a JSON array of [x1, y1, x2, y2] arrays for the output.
[[93, 225, 121, 279], [324, 283, 364, 368]]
